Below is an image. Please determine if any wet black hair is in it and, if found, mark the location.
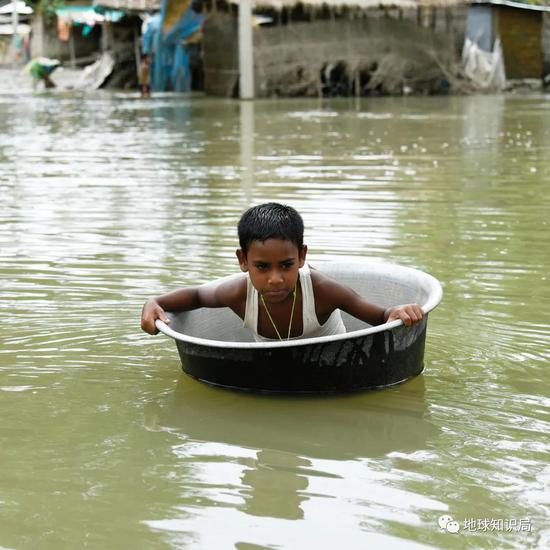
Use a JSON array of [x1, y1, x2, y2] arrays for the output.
[[238, 203, 304, 255]]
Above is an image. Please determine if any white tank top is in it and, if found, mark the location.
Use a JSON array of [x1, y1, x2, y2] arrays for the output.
[[243, 264, 346, 342]]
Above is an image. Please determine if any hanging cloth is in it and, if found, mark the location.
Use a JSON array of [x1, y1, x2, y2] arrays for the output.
[[57, 17, 71, 42]]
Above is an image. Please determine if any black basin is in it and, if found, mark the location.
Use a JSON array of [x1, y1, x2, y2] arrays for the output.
[[156, 261, 442, 393]]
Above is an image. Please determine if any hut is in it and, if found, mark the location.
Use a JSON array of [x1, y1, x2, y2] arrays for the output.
[[0, 1, 33, 65], [202, 0, 470, 98], [91, 0, 162, 88], [466, 1, 550, 81], [26, 1, 161, 88], [138, 0, 205, 91], [97, 0, 206, 91], [29, 1, 107, 65]]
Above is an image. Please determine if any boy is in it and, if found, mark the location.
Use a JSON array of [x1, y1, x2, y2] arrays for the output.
[[141, 203, 424, 341]]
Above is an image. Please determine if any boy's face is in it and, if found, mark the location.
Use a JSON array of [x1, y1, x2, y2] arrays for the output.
[[237, 239, 307, 304]]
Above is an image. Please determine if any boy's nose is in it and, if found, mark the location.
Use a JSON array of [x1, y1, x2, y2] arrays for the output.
[[268, 270, 284, 285]]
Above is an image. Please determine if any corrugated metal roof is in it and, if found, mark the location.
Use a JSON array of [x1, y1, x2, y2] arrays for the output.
[[472, 0, 550, 12], [94, 0, 550, 15], [228, 0, 467, 9]]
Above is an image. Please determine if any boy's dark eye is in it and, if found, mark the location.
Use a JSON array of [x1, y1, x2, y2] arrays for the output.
[[282, 262, 294, 269], [255, 264, 267, 270]]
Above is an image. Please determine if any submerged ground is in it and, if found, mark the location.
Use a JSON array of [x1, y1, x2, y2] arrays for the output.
[[1, 72, 549, 548]]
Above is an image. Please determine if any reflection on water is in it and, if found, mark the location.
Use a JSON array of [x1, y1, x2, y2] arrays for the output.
[[149, 375, 434, 461], [142, 377, 439, 548], [241, 450, 310, 520], [1, 88, 549, 549]]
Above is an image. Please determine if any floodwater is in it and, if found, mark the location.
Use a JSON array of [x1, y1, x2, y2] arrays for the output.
[[1, 77, 549, 549]]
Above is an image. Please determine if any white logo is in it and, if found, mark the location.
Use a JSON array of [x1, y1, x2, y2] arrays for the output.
[[447, 520, 460, 533], [438, 515, 460, 534]]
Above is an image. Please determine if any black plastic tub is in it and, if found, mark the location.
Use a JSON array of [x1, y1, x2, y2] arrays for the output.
[[156, 261, 442, 394]]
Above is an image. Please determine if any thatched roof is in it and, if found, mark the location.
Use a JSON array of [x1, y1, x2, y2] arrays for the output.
[[228, 0, 467, 9], [93, 0, 161, 12]]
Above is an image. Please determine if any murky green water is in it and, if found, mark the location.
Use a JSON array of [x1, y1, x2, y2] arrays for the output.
[[1, 85, 549, 549]]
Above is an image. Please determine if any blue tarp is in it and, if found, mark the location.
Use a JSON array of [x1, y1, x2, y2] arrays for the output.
[[142, 5, 204, 92]]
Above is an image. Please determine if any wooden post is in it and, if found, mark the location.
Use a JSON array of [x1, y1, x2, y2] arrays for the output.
[[69, 30, 76, 68], [238, 0, 254, 99], [11, 0, 19, 67], [134, 26, 141, 77]]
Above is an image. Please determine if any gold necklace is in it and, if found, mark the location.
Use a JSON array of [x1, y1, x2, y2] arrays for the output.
[[260, 287, 297, 340]]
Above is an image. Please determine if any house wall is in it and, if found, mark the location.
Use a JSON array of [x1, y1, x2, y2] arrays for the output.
[[30, 14, 101, 63], [203, 8, 468, 98], [253, 14, 460, 97], [203, 13, 238, 96], [403, 6, 467, 54], [497, 6, 542, 79], [0, 37, 12, 64]]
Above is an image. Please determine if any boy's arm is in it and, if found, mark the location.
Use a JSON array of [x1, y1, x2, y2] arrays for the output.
[[313, 272, 424, 327], [140, 276, 245, 335]]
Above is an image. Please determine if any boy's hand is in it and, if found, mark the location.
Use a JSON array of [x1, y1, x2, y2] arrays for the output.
[[141, 299, 170, 335], [385, 304, 424, 327]]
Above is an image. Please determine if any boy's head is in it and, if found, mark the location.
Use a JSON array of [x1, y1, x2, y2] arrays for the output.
[[236, 203, 307, 301], [237, 202, 304, 256]]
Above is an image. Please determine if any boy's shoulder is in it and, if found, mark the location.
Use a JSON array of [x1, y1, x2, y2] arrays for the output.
[[207, 273, 247, 311], [309, 265, 336, 287]]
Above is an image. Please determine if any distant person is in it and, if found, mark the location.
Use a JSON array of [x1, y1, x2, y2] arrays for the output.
[[14, 35, 24, 62], [24, 58, 60, 90], [141, 203, 424, 341], [138, 54, 151, 97], [23, 33, 31, 64]]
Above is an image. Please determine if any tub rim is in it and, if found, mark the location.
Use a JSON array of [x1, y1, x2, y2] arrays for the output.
[[155, 262, 443, 350]]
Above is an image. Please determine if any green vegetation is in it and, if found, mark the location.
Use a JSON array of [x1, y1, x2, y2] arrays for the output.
[[26, 1, 66, 22]]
